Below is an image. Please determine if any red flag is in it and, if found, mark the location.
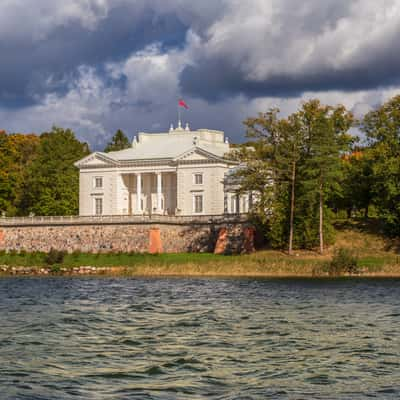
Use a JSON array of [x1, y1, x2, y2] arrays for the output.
[[178, 99, 189, 109]]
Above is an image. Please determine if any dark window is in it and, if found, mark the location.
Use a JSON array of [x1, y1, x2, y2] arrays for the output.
[[95, 198, 103, 215], [95, 177, 103, 188], [194, 195, 203, 213], [194, 174, 203, 185]]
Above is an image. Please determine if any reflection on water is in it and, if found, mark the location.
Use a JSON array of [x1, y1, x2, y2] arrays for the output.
[[0, 277, 400, 399]]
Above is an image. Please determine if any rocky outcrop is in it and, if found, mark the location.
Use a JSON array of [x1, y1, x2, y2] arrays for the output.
[[214, 225, 256, 255]]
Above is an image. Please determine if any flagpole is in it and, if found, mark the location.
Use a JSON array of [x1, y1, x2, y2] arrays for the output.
[[178, 99, 189, 129]]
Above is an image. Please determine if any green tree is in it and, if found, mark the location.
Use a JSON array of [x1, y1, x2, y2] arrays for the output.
[[104, 129, 130, 152], [334, 149, 374, 219], [0, 130, 13, 214], [239, 109, 305, 251], [237, 100, 353, 252], [361, 95, 400, 235], [275, 115, 304, 254], [296, 101, 353, 253], [0, 131, 39, 216], [239, 109, 281, 221], [21, 127, 90, 216]]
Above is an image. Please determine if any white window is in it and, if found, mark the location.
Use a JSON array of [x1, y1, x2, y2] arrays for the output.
[[241, 196, 247, 213], [230, 196, 236, 213], [194, 173, 203, 185], [94, 177, 103, 189], [95, 198, 103, 215], [193, 194, 203, 213]]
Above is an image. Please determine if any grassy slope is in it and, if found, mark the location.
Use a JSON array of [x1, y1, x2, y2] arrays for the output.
[[0, 219, 399, 276], [330, 219, 400, 274]]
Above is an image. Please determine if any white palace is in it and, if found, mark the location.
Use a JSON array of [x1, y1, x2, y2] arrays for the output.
[[75, 122, 251, 216]]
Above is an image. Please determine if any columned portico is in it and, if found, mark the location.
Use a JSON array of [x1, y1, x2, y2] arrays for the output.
[[119, 171, 176, 216], [157, 172, 162, 213], [136, 172, 142, 213]]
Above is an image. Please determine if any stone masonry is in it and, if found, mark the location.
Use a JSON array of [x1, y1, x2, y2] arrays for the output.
[[0, 220, 254, 254]]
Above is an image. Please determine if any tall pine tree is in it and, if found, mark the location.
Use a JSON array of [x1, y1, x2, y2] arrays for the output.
[[104, 129, 130, 152], [240, 109, 306, 251], [297, 101, 353, 253]]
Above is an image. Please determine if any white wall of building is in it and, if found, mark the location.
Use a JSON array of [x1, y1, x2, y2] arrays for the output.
[[176, 164, 228, 215], [79, 165, 231, 216], [79, 169, 117, 216]]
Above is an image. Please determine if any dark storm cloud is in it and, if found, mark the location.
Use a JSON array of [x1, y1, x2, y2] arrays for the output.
[[0, 5, 187, 108], [180, 49, 400, 101], [3, 0, 398, 108], [179, 0, 400, 101]]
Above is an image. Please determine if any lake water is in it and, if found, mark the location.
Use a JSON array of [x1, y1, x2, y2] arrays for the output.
[[1, 277, 400, 399]]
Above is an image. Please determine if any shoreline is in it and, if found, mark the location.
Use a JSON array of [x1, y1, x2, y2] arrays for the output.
[[2, 265, 400, 278]]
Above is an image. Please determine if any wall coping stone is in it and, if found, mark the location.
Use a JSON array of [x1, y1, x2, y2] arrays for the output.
[[0, 214, 249, 228]]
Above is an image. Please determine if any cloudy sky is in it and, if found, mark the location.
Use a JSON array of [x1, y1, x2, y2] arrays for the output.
[[1, 0, 400, 149]]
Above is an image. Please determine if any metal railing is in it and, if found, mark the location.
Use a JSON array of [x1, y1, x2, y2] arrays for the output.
[[0, 214, 249, 227]]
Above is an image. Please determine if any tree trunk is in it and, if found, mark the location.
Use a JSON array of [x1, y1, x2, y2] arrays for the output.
[[364, 205, 369, 219], [289, 161, 296, 255], [319, 180, 324, 254]]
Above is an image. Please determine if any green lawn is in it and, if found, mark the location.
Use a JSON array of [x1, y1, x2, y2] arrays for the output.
[[0, 250, 238, 268]]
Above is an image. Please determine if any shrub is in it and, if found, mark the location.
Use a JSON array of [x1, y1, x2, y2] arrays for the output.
[[45, 248, 66, 265], [325, 248, 359, 276], [50, 264, 61, 273]]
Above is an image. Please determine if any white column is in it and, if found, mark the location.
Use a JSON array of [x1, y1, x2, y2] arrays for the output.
[[136, 173, 142, 213], [157, 172, 162, 213]]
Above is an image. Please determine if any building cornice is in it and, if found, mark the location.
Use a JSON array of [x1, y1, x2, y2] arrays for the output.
[[76, 147, 239, 169], [78, 158, 238, 170]]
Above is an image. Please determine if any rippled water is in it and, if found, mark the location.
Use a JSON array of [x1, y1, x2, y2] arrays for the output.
[[1, 277, 400, 399]]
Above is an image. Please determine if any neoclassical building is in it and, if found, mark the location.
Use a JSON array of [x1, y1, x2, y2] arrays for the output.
[[75, 123, 250, 216]]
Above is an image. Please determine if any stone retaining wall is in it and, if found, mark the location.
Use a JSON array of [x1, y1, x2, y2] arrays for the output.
[[0, 221, 254, 254]]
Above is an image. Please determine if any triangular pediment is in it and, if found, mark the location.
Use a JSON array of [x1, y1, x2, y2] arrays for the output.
[[174, 147, 228, 163], [74, 153, 117, 168]]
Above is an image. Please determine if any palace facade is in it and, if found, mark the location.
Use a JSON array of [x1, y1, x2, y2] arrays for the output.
[[75, 123, 250, 216]]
